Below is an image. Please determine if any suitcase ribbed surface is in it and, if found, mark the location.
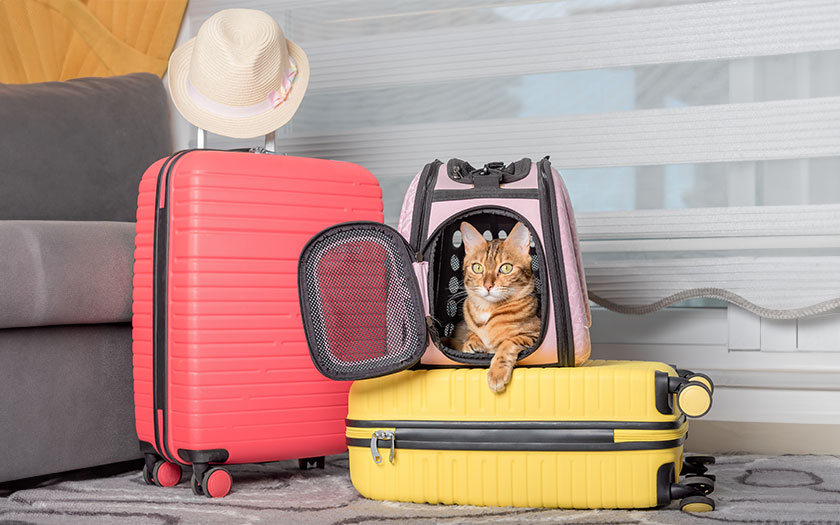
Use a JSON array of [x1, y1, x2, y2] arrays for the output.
[[133, 152, 383, 464], [348, 361, 680, 424]]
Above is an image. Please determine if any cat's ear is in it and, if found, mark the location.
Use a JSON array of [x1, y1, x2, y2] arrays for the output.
[[506, 222, 531, 254], [460, 222, 486, 254]]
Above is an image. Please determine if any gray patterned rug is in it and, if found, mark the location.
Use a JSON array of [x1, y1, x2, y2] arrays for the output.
[[1, 454, 839, 524]]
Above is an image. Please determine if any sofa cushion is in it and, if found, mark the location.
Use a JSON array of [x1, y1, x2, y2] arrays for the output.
[[0, 323, 139, 482], [0, 221, 134, 329], [0, 73, 171, 221]]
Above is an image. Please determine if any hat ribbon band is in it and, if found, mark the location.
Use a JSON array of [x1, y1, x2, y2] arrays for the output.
[[186, 58, 298, 119]]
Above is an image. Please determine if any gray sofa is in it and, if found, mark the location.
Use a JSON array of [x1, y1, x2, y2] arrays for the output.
[[0, 73, 172, 482]]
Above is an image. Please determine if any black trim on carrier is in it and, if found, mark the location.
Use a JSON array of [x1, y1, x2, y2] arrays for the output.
[[346, 417, 686, 431], [418, 205, 550, 366], [298, 220, 430, 381], [432, 189, 541, 201], [537, 157, 575, 367], [409, 160, 443, 251]]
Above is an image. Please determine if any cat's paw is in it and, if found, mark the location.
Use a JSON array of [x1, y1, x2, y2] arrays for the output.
[[487, 365, 513, 393], [462, 342, 484, 353], [462, 335, 485, 354]]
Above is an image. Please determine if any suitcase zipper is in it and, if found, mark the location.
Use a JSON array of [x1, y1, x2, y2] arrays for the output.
[[350, 418, 687, 464], [152, 150, 192, 466], [614, 422, 688, 443], [370, 430, 396, 464]]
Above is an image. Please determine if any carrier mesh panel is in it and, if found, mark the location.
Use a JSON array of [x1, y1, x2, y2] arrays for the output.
[[425, 210, 546, 364], [300, 224, 426, 380]]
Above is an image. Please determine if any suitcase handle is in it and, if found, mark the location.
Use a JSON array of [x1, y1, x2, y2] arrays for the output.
[[196, 128, 276, 152]]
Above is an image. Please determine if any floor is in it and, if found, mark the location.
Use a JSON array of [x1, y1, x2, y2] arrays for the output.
[[1, 454, 838, 524]]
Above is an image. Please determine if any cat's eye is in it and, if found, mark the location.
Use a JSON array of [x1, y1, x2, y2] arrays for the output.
[[499, 263, 514, 274], [471, 263, 484, 273]]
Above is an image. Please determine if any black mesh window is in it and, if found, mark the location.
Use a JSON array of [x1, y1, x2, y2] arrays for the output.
[[422, 208, 547, 365], [299, 222, 427, 380]]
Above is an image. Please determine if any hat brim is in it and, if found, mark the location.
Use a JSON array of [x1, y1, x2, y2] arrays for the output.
[[168, 37, 309, 139]]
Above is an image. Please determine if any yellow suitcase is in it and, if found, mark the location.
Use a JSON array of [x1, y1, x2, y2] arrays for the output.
[[346, 360, 716, 511]]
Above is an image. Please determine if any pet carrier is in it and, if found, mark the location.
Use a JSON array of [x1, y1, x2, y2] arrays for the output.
[[299, 157, 590, 380]]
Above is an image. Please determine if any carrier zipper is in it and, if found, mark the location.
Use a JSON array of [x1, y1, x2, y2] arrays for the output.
[[537, 158, 574, 367], [409, 160, 443, 251]]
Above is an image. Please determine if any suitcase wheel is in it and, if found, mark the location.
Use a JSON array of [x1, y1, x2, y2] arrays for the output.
[[676, 382, 712, 418], [190, 472, 203, 496], [686, 372, 714, 394], [298, 456, 326, 470], [680, 495, 715, 512], [202, 467, 232, 498], [142, 463, 154, 485], [683, 474, 715, 495], [151, 460, 182, 488]]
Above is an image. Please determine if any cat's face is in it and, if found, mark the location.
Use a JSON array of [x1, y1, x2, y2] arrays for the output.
[[460, 221, 534, 304]]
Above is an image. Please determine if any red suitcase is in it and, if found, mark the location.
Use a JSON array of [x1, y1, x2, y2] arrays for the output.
[[132, 148, 382, 497]]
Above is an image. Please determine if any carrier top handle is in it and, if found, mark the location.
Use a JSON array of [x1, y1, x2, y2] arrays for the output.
[[471, 162, 505, 189], [196, 128, 276, 152]]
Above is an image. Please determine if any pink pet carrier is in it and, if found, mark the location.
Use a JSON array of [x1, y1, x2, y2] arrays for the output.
[[299, 157, 590, 380]]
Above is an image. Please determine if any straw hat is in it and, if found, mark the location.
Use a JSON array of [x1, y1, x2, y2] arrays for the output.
[[168, 9, 309, 139]]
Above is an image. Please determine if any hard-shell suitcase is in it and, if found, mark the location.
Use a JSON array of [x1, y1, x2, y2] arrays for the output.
[[345, 360, 716, 511], [132, 147, 383, 497]]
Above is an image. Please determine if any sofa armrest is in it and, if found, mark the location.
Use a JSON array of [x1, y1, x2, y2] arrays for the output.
[[0, 221, 134, 329]]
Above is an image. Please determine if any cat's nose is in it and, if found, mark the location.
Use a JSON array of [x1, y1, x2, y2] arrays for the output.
[[484, 282, 493, 291]]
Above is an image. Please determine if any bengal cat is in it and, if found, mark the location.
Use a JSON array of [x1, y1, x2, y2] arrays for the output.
[[445, 221, 540, 393]]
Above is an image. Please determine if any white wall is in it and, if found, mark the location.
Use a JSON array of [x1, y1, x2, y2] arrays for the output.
[[168, 1, 840, 454]]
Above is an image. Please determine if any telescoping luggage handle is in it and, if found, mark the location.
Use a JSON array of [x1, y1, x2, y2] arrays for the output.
[[298, 221, 429, 381], [196, 128, 277, 152]]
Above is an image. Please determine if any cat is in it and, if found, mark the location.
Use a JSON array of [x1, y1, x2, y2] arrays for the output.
[[444, 221, 541, 393]]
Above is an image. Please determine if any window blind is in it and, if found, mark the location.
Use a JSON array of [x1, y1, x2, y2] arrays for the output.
[[181, 0, 840, 318]]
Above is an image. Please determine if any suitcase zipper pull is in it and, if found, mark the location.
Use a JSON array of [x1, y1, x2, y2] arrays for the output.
[[249, 146, 280, 154], [370, 430, 395, 464]]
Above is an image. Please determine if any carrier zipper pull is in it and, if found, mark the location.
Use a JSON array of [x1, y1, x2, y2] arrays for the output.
[[370, 430, 395, 464]]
